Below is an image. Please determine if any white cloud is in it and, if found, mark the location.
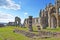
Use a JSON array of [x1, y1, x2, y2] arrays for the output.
[[0, 12, 15, 23], [0, 0, 21, 10], [20, 12, 29, 24], [24, 12, 28, 15], [24, 12, 28, 16]]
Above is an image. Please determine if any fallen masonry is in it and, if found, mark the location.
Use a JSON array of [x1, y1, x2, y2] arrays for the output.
[[13, 29, 60, 39], [13, 29, 37, 38]]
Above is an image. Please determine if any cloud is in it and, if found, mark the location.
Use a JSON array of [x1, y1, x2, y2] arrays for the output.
[[0, 0, 21, 10], [20, 12, 29, 24], [0, 12, 15, 23], [24, 12, 28, 16]]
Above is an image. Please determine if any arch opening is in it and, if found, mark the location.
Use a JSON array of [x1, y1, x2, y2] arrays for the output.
[[51, 16, 57, 28]]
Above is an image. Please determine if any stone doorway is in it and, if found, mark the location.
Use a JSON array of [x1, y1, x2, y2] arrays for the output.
[[51, 16, 57, 28]]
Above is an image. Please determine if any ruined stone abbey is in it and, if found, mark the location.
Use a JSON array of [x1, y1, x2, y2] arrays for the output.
[[24, 0, 60, 29]]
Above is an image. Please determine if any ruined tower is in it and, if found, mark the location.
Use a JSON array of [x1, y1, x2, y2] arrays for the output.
[[40, 9, 48, 29], [47, 0, 60, 28], [28, 16, 33, 31], [55, 0, 60, 27]]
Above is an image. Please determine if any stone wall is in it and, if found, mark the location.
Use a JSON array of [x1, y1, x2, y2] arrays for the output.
[[24, 0, 60, 29], [24, 17, 40, 27], [15, 17, 21, 27]]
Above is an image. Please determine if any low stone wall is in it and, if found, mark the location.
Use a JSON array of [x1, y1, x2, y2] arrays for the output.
[[13, 29, 60, 39], [13, 29, 37, 38]]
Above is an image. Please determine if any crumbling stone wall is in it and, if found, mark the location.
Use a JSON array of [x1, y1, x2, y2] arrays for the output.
[[15, 17, 21, 27]]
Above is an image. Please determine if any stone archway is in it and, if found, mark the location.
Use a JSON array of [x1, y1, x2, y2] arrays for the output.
[[15, 17, 21, 27], [51, 16, 57, 28]]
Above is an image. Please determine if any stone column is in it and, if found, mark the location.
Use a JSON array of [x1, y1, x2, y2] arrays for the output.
[[57, 18, 59, 27], [15, 17, 17, 27], [48, 8, 51, 28], [18, 19, 21, 26], [28, 16, 33, 31], [56, 1, 59, 28]]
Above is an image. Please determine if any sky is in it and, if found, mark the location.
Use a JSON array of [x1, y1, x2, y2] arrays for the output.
[[0, 0, 55, 24]]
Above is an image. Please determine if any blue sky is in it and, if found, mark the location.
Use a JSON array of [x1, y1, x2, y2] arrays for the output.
[[0, 0, 55, 24]]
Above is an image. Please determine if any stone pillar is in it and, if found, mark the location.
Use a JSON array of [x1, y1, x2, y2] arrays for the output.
[[57, 19, 59, 27], [15, 17, 17, 27], [28, 16, 33, 31], [55, 0, 59, 28], [48, 8, 51, 28], [49, 15, 51, 28]]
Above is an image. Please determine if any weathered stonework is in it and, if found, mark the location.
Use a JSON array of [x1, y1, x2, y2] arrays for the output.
[[15, 17, 21, 27], [39, 0, 60, 29], [24, 17, 40, 27], [40, 9, 48, 29], [28, 16, 33, 31], [24, 0, 60, 29]]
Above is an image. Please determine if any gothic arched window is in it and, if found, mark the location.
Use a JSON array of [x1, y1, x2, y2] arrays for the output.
[[51, 7, 56, 14], [59, 8, 60, 13], [58, 8, 60, 15]]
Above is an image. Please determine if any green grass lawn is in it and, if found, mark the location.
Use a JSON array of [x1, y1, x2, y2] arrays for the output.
[[33, 26, 60, 32], [0, 26, 60, 40], [43, 27, 60, 32], [0, 26, 32, 40]]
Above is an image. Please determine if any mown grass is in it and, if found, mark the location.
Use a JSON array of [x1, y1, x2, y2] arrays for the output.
[[43, 27, 60, 32], [0, 26, 31, 40], [32, 26, 60, 32], [0, 26, 60, 40]]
